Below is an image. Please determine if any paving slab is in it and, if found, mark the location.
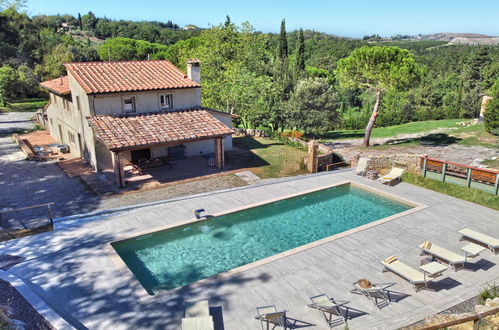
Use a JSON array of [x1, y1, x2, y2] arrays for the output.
[[0, 170, 498, 330]]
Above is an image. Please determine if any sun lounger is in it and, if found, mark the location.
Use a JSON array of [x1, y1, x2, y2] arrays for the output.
[[351, 280, 393, 309], [418, 241, 466, 271], [255, 305, 286, 330], [354, 157, 370, 176], [380, 256, 427, 291], [458, 228, 499, 254], [378, 167, 405, 185], [307, 293, 348, 327], [181, 300, 214, 330]]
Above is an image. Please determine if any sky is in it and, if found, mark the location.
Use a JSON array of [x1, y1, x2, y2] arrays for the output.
[[27, 0, 499, 38]]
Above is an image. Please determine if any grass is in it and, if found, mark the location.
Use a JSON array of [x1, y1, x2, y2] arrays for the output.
[[482, 158, 499, 170], [0, 98, 48, 112], [317, 119, 464, 141], [402, 172, 499, 210], [233, 136, 308, 179], [355, 122, 499, 151]]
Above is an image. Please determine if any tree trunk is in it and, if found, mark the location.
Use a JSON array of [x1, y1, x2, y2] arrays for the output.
[[363, 90, 382, 147]]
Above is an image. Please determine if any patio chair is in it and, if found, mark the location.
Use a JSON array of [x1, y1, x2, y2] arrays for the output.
[[418, 241, 466, 271], [351, 279, 393, 309], [458, 228, 499, 254], [380, 256, 427, 291], [307, 293, 348, 327], [255, 305, 286, 330], [181, 300, 214, 330], [354, 157, 370, 176], [378, 167, 405, 185]]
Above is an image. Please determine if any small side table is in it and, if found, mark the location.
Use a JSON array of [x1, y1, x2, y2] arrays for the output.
[[366, 170, 379, 180], [461, 243, 485, 262], [420, 262, 447, 287]]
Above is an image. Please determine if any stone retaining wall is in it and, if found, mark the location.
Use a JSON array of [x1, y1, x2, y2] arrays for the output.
[[353, 153, 422, 173], [233, 128, 271, 137]]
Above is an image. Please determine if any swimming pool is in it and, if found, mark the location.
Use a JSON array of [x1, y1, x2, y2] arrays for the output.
[[112, 183, 413, 295]]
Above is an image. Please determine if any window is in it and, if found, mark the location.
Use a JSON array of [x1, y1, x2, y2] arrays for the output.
[[68, 132, 76, 144], [123, 96, 136, 113], [63, 99, 69, 111], [159, 94, 173, 110], [75, 96, 81, 111]]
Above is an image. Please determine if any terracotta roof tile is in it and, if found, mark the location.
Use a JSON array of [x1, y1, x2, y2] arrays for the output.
[[87, 110, 233, 151], [39, 76, 70, 95], [64, 60, 200, 94]]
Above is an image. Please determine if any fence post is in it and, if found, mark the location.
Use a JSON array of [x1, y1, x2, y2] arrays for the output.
[[422, 158, 427, 177], [495, 174, 499, 196], [441, 163, 447, 182], [466, 168, 472, 188]]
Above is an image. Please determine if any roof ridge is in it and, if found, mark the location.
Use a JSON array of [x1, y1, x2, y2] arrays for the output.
[[64, 59, 174, 65]]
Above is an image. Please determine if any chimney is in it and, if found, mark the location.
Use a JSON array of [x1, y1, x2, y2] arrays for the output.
[[186, 59, 201, 84]]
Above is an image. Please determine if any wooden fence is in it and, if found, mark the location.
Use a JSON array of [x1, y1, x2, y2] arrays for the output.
[[420, 156, 499, 195], [417, 306, 499, 330]]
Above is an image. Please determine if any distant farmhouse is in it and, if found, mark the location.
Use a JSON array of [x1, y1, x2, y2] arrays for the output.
[[40, 59, 234, 187]]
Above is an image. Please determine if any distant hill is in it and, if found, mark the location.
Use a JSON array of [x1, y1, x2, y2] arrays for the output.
[[422, 33, 499, 45]]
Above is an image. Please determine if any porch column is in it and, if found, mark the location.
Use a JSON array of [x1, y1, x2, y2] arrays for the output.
[[214, 137, 225, 169], [113, 151, 125, 188]]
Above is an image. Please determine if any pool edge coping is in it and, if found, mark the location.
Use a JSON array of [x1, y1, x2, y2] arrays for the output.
[[106, 180, 428, 304]]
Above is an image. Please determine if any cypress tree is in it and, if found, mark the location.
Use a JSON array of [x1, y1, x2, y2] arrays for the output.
[[295, 28, 305, 78], [77, 13, 82, 30], [278, 19, 288, 60]]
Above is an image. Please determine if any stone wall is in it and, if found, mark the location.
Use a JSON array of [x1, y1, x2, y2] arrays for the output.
[[352, 153, 422, 173], [233, 128, 271, 137]]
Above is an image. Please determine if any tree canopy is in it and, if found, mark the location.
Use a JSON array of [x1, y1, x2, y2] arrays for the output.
[[336, 46, 423, 146]]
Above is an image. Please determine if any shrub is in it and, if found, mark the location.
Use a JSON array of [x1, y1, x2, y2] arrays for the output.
[[478, 283, 499, 305], [280, 130, 303, 139]]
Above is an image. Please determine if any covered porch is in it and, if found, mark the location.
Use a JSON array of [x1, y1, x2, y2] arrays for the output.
[[86, 110, 233, 189], [113, 137, 226, 188]]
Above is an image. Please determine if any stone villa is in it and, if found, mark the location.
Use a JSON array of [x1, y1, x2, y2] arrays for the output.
[[39, 59, 234, 187]]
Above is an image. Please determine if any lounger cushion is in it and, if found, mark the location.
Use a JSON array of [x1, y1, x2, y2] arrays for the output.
[[381, 259, 425, 284], [459, 228, 499, 248], [418, 243, 465, 264]]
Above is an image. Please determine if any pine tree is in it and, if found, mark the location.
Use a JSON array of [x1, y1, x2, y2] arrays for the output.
[[295, 28, 305, 78], [277, 19, 288, 60]]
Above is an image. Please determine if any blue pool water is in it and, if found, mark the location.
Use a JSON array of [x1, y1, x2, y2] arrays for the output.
[[112, 184, 411, 294]]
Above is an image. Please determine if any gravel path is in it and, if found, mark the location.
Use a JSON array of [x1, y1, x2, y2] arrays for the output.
[[98, 174, 247, 209], [0, 279, 54, 330], [0, 111, 35, 135]]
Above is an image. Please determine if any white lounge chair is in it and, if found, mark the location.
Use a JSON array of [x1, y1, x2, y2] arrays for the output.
[[255, 305, 286, 330], [378, 167, 405, 185], [354, 157, 370, 176], [181, 300, 214, 330], [307, 293, 348, 328], [380, 256, 427, 291], [418, 241, 466, 271], [459, 228, 499, 254]]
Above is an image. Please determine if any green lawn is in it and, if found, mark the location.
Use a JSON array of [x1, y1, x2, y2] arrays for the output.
[[0, 98, 48, 112], [318, 119, 464, 141], [402, 172, 499, 210], [232, 136, 308, 179]]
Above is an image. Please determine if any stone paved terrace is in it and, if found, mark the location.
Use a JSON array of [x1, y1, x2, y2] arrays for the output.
[[1, 170, 498, 330]]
